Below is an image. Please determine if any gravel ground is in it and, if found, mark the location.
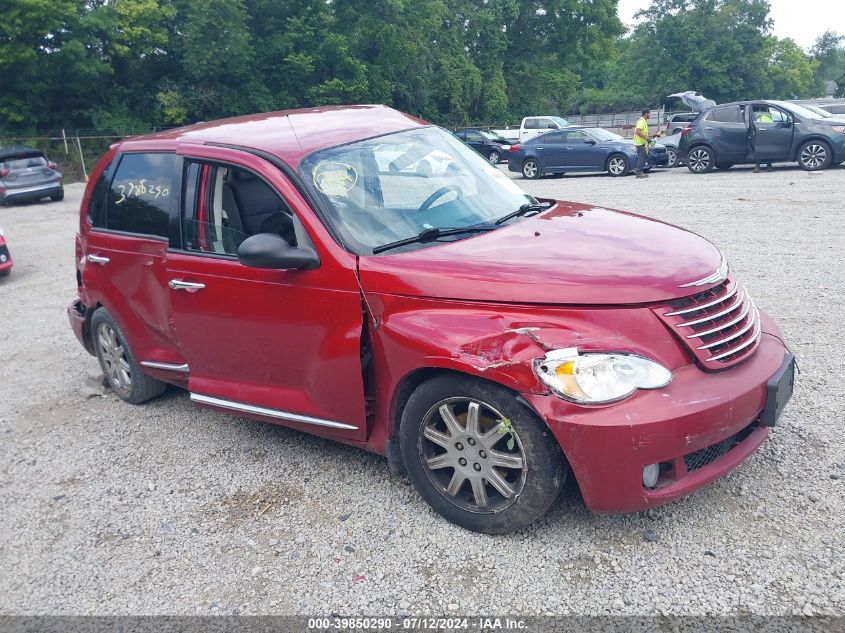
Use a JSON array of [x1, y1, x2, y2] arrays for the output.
[[1, 164, 844, 616]]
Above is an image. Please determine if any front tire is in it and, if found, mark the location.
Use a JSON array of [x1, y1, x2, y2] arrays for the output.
[[797, 140, 832, 171], [687, 146, 715, 173], [487, 150, 501, 164], [522, 159, 541, 180], [399, 375, 566, 534], [607, 154, 629, 177], [91, 308, 167, 404]]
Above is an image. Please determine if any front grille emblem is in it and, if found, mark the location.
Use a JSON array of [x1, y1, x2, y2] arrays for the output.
[[680, 253, 728, 288]]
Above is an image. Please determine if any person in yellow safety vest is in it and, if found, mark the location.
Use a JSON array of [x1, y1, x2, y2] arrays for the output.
[[753, 110, 774, 173], [633, 108, 653, 179]]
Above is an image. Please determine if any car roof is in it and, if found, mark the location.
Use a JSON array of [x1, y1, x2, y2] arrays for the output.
[[0, 145, 44, 160], [119, 105, 427, 167]]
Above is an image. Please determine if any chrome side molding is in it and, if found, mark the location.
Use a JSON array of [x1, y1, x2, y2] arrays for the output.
[[189, 393, 359, 431], [140, 361, 190, 373]]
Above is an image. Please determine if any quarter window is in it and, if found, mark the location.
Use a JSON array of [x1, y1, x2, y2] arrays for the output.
[[87, 159, 113, 227], [106, 153, 177, 238]]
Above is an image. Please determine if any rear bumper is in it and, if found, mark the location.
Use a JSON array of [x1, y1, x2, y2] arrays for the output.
[[67, 300, 95, 356], [524, 332, 789, 513], [1, 181, 63, 203], [0, 243, 12, 273]]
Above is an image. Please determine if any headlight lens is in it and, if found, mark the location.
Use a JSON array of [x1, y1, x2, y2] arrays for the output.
[[533, 348, 672, 404], [831, 126, 845, 134]]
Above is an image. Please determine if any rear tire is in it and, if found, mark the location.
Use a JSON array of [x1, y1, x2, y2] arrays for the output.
[[50, 188, 64, 202], [91, 308, 167, 404], [687, 146, 715, 173], [487, 150, 501, 164], [797, 140, 832, 171], [607, 154, 629, 177], [399, 374, 566, 534], [522, 159, 541, 179]]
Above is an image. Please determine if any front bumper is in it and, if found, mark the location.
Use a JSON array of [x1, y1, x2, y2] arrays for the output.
[[1, 181, 62, 204], [0, 242, 12, 273], [523, 330, 789, 513]]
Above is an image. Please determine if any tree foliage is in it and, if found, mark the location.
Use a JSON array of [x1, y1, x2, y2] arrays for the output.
[[0, 0, 834, 132]]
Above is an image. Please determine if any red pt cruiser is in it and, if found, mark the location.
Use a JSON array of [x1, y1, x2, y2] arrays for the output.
[[68, 106, 794, 533]]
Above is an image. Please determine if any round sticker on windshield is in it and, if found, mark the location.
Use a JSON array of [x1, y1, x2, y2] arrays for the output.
[[313, 162, 358, 196]]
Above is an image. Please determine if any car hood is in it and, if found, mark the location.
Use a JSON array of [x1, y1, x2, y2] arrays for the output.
[[358, 201, 724, 305]]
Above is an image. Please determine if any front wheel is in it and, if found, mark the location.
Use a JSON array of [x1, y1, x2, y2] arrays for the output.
[[687, 146, 715, 173], [399, 375, 566, 534], [665, 147, 678, 168], [797, 140, 832, 171], [91, 308, 167, 404], [487, 150, 501, 164], [522, 159, 541, 179], [607, 154, 629, 177]]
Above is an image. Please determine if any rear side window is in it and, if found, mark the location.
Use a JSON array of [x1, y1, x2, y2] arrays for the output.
[[706, 107, 743, 124], [106, 153, 177, 238], [524, 118, 540, 129]]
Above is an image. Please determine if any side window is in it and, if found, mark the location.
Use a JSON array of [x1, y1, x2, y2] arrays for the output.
[[752, 105, 788, 123], [539, 118, 557, 129], [707, 107, 743, 124], [541, 131, 566, 143], [106, 153, 176, 238], [564, 130, 588, 143], [525, 118, 539, 130], [181, 163, 297, 257], [465, 131, 483, 142], [87, 159, 113, 227]]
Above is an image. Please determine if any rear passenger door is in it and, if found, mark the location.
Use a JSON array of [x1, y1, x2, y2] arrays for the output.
[[82, 152, 181, 366], [532, 131, 567, 169], [167, 146, 367, 441], [701, 106, 749, 161]]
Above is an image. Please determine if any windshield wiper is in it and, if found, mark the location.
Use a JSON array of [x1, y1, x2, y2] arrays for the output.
[[494, 202, 547, 225], [372, 225, 497, 254]]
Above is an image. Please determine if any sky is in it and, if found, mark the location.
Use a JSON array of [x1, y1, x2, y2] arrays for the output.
[[616, 0, 845, 50]]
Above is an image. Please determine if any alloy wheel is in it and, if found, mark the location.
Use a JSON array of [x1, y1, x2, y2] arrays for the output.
[[418, 397, 527, 513], [800, 144, 827, 169], [488, 151, 500, 164], [96, 323, 131, 392], [523, 161, 538, 178], [688, 148, 711, 172], [666, 148, 678, 168], [608, 157, 626, 175]]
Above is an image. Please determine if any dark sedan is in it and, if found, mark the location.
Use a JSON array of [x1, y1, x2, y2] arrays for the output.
[[507, 127, 668, 179], [0, 145, 64, 205], [453, 129, 511, 164], [679, 100, 845, 173]]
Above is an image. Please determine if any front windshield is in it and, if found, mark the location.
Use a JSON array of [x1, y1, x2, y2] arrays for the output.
[[587, 128, 624, 142], [770, 101, 823, 120], [550, 116, 570, 127], [300, 127, 535, 255]]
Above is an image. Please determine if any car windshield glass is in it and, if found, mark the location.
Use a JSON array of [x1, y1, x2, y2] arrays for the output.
[[802, 105, 832, 118], [300, 127, 535, 255], [769, 101, 823, 120], [550, 116, 570, 127], [586, 128, 623, 142], [1, 155, 47, 169], [480, 131, 502, 141]]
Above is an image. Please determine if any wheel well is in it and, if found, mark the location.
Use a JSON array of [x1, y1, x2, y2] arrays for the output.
[[793, 136, 833, 161], [82, 301, 103, 355]]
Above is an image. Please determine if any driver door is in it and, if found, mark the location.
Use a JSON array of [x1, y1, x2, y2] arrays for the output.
[[167, 145, 368, 441]]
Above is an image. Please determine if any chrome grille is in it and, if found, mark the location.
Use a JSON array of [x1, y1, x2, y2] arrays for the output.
[[654, 279, 762, 370]]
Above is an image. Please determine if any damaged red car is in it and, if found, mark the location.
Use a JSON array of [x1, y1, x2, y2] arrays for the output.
[[0, 226, 13, 277], [68, 106, 794, 533]]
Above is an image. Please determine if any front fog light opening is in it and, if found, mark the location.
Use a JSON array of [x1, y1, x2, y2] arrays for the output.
[[642, 463, 660, 489]]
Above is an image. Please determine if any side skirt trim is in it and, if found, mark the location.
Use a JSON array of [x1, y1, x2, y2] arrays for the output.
[[140, 361, 190, 373], [189, 393, 359, 431]]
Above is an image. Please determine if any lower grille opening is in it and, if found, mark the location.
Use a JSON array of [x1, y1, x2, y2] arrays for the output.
[[684, 420, 758, 472]]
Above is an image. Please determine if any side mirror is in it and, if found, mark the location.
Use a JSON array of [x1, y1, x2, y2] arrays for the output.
[[583, 138, 596, 145], [547, 123, 557, 129], [237, 233, 319, 270]]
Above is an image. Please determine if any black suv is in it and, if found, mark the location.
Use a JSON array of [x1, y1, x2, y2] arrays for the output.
[[453, 129, 511, 164], [678, 100, 845, 173]]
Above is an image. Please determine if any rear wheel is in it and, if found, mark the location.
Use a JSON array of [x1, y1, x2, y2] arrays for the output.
[[50, 188, 64, 202], [687, 146, 715, 173], [91, 308, 167, 404], [522, 159, 541, 179], [607, 154, 629, 177], [399, 374, 566, 534], [797, 140, 832, 171], [487, 150, 501, 164]]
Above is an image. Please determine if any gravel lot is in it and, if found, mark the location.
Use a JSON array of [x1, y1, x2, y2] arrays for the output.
[[1, 163, 844, 616]]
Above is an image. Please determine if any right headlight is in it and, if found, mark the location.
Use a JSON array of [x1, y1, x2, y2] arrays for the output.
[[533, 348, 672, 404]]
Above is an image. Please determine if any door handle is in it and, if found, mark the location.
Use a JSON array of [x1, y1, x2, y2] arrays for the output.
[[704, 126, 715, 130], [169, 279, 206, 292], [535, 147, 543, 150], [87, 254, 110, 264]]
